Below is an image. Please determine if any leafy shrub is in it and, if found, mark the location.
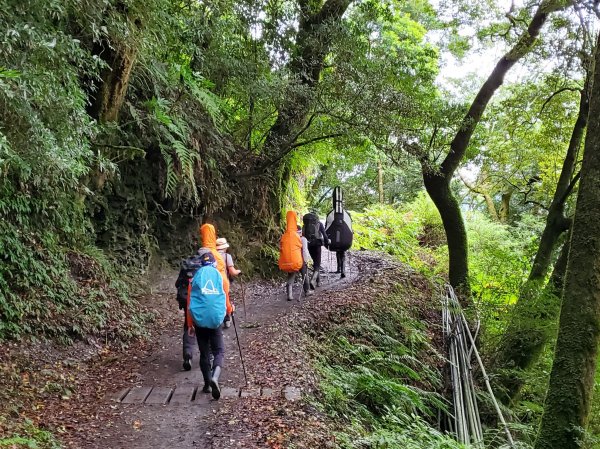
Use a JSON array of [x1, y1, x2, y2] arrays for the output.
[[352, 193, 443, 272]]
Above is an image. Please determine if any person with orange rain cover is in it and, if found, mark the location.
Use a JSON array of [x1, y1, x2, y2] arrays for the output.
[[279, 211, 311, 300], [199, 224, 233, 313], [188, 223, 234, 398]]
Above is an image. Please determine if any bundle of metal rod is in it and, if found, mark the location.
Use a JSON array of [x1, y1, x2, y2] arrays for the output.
[[442, 286, 484, 446], [442, 285, 515, 448]]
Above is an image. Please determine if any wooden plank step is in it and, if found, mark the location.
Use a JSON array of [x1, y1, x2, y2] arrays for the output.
[[260, 388, 279, 398], [169, 385, 197, 405], [121, 386, 152, 404], [284, 386, 302, 401], [220, 387, 240, 399], [145, 387, 173, 405], [240, 387, 260, 398], [111, 387, 131, 402]]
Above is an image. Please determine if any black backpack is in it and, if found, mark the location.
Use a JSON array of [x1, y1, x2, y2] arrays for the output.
[[175, 255, 204, 309], [303, 213, 322, 246]]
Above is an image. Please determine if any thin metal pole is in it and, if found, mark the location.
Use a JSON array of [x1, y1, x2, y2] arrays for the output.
[[238, 275, 247, 319], [231, 314, 248, 386], [461, 312, 515, 448]]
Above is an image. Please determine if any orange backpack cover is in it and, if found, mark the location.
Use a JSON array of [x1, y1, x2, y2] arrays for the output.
[[278, 211, 303, 273]]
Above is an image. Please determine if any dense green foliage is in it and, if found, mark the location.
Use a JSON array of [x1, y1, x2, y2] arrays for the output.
[[347, 197, 600, 447], [314, 278, 465, 449], [2, 0, 600, 447]]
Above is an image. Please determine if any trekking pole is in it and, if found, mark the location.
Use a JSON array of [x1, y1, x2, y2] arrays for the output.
[[231, 314, 249, 386], [239, 275, 248, 319]]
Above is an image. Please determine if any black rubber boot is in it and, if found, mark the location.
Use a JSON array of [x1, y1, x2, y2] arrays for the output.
[[210, 366, 221, 400], [201, 366, 211, 393], [183, 353, 192, 371], [286, 284, 293, 301], [340, 256, 346, 278]]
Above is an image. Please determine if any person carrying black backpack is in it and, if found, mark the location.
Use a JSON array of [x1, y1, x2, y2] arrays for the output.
[[302, 210, 329, 290], [175, 252, 207, 371]]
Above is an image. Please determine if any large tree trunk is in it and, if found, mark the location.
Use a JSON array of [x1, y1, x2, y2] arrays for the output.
[[498, 189, 512, 223], [534, 33, 600, 449], [423, 171, 469, 291], [492, 76, 588, 402], [422, 0, 566, 292]]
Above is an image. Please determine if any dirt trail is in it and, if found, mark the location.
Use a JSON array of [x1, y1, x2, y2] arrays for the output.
[[71, 251, 362, 449]]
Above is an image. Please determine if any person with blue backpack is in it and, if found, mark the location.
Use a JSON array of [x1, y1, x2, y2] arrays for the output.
[[186, 250, 233, 400], [175, 254, 205, 371]]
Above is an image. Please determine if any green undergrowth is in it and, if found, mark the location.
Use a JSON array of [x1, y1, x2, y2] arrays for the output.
[[311, 279, 467, 449], [0, 217, 150, 344], [0, 420, 62, 449], [352, 195, 541, 342]]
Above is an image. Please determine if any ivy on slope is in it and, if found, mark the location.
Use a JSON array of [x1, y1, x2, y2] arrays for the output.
[[0, 1, 149, 341]]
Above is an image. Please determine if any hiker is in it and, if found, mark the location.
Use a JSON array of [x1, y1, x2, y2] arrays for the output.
[[186, 251, 233, 400], [175, 254, 204, 371], [217, 237, 241, 328], [325, 187, 353, 278], [200, 223, 231, 314], [278, 211, 311, 300], [302, 211, 329, 289]]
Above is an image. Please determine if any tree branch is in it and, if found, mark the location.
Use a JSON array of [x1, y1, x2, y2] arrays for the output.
[[440, 0, 572, 177], [540, 87, 581, 114], [290, 133, 345, 150], [558, 170, 581, 205]]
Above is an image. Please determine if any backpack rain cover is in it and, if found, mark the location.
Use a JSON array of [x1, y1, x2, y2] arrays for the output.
[[189, 265, 226, 329], [279, 211, 304, 273]]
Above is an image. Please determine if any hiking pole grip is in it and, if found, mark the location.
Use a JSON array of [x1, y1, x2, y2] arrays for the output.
[[231, 314, 249, 386]]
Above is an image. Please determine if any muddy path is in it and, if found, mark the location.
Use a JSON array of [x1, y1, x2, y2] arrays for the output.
[[65, 251, 364, 449]]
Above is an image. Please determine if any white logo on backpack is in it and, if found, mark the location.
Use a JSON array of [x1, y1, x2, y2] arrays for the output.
[[201, 279, 220, 295]]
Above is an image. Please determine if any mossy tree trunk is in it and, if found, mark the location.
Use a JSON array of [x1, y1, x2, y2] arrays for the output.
[[534, 33, 600, 449], [498, 189, 512, 223], [423, 170, 469, 292], [493, 74, 589, 402], [92, 43, 137, 123], [422, 0, 567, 293]]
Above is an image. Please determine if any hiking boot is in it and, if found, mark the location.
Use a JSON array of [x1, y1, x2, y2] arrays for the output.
[[210, 366, 222, 400], [286, 284, 293, 301], [201, 366, 211, 393], [341, 272, 346, 279], [183, 354, 192, 371]]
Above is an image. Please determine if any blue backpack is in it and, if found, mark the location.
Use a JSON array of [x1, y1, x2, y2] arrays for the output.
[[189, 265, 226, 329]]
